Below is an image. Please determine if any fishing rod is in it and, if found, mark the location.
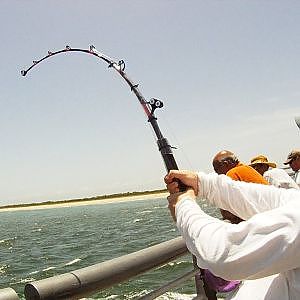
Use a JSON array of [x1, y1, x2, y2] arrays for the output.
[[21, 45, 181, 179], [21, 45, 216, 300]]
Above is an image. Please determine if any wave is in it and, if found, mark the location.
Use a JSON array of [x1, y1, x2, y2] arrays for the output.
[[156, 292, 196, 300], [80, 291, 197, 300], [28, 258, 82, 275], [156, 259, 191, 271], [65, 258, 82, 266], [42, 266, 56, 272], [13, 277, 36, 284], [133, 218, 142, 223], [139, 210, 153, 214], [28, 270, 39, 275], [0, 264, 9, 275], [0, 237, 16, 245], [126, 290, 196, 300]]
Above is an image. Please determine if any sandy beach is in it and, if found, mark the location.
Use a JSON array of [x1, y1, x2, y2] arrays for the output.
[[0, 192, 169, 213]]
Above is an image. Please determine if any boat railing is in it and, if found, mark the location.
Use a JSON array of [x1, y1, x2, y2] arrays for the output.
[[0, 237, 210, 300]]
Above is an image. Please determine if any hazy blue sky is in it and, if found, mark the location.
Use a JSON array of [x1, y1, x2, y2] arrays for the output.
[[1, 1, 300, 205]]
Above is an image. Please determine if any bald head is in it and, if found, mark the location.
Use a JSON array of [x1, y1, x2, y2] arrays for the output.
[[212, 150, 239, 174]]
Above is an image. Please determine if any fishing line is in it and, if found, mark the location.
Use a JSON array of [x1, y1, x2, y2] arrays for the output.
[[159, 113, 194, 171]]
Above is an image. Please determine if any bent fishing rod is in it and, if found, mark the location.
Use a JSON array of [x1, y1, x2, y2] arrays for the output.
[[21, 45, 216, 300], [22, 45, 181, 177]]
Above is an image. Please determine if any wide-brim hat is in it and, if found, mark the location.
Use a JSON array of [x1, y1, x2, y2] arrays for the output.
[[250, 155, 277, 168], [284, 150, 300, 165]]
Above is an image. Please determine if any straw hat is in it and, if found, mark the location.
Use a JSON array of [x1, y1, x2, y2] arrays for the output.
[[250, 155, 277, 168]]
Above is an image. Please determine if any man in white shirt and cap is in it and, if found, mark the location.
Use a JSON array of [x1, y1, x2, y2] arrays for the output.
[[249, 155, 299, 189], [165, 169, 300, 299], [283, 150, 300, 187]]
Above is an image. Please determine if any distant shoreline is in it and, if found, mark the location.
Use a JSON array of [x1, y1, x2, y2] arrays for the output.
[[0, 189, 169, 212]]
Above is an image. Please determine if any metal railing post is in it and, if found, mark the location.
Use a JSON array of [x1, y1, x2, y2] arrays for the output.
[[0, 287, 19, 300]]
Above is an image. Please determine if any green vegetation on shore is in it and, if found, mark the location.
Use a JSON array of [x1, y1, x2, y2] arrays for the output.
[[0, 189, 168, 210]]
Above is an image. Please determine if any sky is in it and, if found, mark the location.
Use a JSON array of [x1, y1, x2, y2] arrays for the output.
[[0, 1, 300, 205]]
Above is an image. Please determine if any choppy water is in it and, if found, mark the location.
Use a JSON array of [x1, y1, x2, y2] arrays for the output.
[[0, 197, 220, 299]]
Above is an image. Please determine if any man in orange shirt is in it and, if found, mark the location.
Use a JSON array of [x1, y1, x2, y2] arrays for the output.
[[212, 150, 268, 223], [213, 150, 269, 184]]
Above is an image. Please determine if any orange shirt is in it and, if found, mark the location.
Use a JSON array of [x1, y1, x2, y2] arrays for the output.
[[226, 163, 268, 184]]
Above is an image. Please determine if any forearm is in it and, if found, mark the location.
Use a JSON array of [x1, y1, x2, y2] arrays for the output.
[[197, 172, 295, 220], [176, 197, 300, 280]]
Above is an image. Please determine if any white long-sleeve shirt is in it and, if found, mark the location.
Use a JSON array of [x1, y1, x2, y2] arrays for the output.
[[264, 168, 299, 190], [175, 172, 300, 299], [293, 170, 300, 186]]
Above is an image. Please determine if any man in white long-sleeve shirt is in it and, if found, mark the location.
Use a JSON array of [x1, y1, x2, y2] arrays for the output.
[[165, 170, 300, 300]]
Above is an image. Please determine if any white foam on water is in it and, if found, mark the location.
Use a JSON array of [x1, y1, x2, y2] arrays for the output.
[[80, 294, 200, 300], [0, 264, 8, 274], [79, 296, 119, 300], [157, 259, 189, 270], [32, 228, 42, 232], [140, 210, 153, 214], [156, 292, 196, 300], [14, 277, 36, 284], [126, 290, 196, 300], [65, 258, 81, 266], [0, 237, 16, 244], [42, 266, 56, 271]]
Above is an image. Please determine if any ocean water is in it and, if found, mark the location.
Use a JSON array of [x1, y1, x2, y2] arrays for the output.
[[0, 197, 220, 299]]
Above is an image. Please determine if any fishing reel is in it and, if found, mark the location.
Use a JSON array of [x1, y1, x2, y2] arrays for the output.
[[148, 98, 164, 115]]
